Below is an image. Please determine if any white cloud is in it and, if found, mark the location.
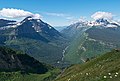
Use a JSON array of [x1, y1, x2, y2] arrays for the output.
[[45, 12, 66, 17], [91, 11, 114, 20], [0, 8, 41, 19], [45, 12, 74, 20], [32, 14, 41, 19]]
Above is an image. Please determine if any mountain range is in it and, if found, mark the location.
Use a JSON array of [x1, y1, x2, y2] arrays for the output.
[[0, 16, 67, 67], [0, 15, 120, 81], [1, 16, 120, 66]]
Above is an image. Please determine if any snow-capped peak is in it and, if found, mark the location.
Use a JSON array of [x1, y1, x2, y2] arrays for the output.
[[71, 18, 120, 28], [25, 16, 41, 20], [70, 20, 89, 28], [95, 18, 109, 25], [21, 16, 42, 24], [87, 18, 120, 28]]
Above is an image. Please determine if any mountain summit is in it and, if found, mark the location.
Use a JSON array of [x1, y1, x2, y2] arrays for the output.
[[88, 18, 120, 27]]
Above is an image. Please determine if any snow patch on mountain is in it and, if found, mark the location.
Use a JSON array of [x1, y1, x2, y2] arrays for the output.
[[72, 12, 120, 28], [74, 18, 120, 28], [106, 24, 117, 28]]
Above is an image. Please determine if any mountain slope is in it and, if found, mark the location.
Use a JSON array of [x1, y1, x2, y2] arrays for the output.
[[20, 16, 61, 40], [0, 46, 49, 73], [62, 21, 120, 64], [55, 49, 120, 81], [0, 46, 60, 81]]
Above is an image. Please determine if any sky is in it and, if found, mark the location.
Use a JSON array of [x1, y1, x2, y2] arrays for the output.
[[0, 0, 120, 26]]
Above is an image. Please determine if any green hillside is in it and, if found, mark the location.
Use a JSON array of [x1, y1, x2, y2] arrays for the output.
[[0, 46, 61, 81], [0, 69, 60, 81], [63, 26, 120, 64], [64, 29, 111, 64], [4, 38, 64, 66], [55, 49, 120, 81]]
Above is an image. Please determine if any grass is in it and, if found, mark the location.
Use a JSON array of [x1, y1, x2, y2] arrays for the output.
[[55, 50, 120, 81], [0, 69, 61, 81], [0, 46, 61, 81]]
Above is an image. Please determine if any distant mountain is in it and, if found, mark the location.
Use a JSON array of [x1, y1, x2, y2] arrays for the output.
[[54, 26, 67, 32], [20, 16, 61, 39], [62, 18, 120, 30], [61, 22, 89, 39], [0, 17, 67, 67], [61, 20, 120, 64], [55, 49, 120, 81], [0, 19, 16, 27], [0, 16, 62, 41], [88, 18, 120, 27]]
